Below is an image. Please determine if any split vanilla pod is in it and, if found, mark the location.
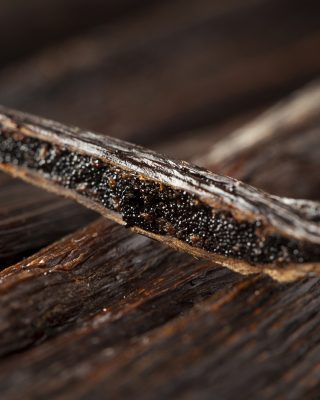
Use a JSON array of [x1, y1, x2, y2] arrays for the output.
[[0, 106, 319, 281]]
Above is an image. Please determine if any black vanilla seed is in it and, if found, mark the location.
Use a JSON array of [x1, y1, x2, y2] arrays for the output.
[[1, 126, 319, 269]]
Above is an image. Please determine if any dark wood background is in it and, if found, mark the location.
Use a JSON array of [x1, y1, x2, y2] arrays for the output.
[[0, 1, 320, 398]]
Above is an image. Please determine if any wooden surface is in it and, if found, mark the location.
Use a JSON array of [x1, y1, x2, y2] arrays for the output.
[[0, 2, 319, 399]]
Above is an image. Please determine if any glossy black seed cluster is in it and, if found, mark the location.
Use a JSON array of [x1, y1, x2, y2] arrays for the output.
[[1, 129, 319, 266]]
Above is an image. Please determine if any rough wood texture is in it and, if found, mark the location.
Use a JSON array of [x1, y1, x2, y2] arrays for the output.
[[0, 107, 319, 280]]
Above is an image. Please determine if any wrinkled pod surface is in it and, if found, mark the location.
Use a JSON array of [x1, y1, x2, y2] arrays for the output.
[[0, 106, 320, 281]]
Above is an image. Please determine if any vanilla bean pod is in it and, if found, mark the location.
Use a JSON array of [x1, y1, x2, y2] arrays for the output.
[[0, 106, 319, 280], [197, 81, 320, 200]]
